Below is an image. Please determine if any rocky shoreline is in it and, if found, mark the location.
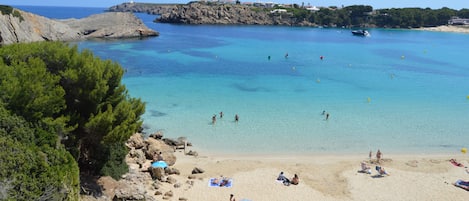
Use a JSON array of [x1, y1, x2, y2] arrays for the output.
[[81, 132, 201, 201], [0, 7, 158, 45]]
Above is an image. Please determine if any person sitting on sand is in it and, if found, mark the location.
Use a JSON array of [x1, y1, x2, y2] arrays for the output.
[[358, 161, 371, 174], [277, 172, 287, 181], [152, 151, 164, 162], [291, 174, 299, 185], [360, 161, 372, 174], [277, 172, 290, 185]]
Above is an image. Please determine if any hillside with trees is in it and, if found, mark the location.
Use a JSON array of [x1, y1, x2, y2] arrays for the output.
[[0, 42, 145, 200], [110, 2, 469, 28]]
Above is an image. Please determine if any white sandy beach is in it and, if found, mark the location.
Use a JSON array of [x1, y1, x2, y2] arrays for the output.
[[131, 151, 469, 201], [416, 25, 469, 34]]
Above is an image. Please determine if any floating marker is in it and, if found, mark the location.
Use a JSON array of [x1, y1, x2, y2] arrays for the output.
[[462, 147, 467, 154], [316, 79, 321, 83], [367, 97, 371, 103], [401, 55, 405, 59]]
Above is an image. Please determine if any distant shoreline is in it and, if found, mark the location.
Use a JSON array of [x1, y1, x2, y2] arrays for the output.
[[415, 25, 469, 34]]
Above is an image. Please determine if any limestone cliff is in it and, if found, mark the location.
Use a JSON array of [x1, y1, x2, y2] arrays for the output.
[[0, 7, 158, 45]]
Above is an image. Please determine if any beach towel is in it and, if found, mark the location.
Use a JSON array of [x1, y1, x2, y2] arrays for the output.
[[454, 179, 469, 191], [208, 178, 233, 187]]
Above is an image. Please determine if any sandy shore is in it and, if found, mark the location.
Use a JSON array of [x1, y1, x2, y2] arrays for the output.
[[416, 25, 469, 34], [140, 150, 469, 201]]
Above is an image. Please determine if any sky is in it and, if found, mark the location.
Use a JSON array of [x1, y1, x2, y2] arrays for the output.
[[2, 0, 467, 10]]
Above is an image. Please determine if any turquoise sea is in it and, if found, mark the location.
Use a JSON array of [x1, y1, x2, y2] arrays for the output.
[[17, 6, 469, 155]]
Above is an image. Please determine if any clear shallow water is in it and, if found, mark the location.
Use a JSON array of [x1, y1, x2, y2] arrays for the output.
[[16, 7, 469, 155]]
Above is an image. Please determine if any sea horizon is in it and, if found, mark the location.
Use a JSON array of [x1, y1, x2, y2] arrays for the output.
[[14, 6, 469, 156]]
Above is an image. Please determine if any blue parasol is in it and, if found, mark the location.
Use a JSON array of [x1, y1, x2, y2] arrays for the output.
[[151, 161, 168, 168]]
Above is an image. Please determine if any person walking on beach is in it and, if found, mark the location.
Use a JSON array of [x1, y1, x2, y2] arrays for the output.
[[369, 150, 372, 161], [235, 114, 239, 122], [230, 194, 236, 201], [376, 149, 382, 163]]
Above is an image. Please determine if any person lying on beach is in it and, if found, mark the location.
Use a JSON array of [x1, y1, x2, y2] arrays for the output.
[[220, 177, 231, 187], [359, 161, 372, 174], [450, 159, 465, 167], [375, 166, 390, 176], [212, 178, 220, 185], [291, 174, 299, 185]]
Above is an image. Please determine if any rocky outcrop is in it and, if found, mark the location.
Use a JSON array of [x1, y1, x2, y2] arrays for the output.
[[109, 2, 315, 26], [62, 12, 158, 39], [0, 8, 158, 45], [108, 3, 178, 15], [0, 9, 80, 44], [157, 2, 276, 25]]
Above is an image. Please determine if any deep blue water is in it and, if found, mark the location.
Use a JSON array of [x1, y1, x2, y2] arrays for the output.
[[13, 6, 469, 155], [15, 5, 106, 19]]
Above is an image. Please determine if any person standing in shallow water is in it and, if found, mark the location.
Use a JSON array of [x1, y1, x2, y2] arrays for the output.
[[326, 113, 330, 120], [220, 111, 223, 118], [235, 114, 239, 122], [376, 149, 382, 163], [212, 115, 217, 125]]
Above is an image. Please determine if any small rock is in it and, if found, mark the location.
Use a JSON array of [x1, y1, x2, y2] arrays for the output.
[[179, 197, 188, 201], [186, 150, 198, 157], [164, 190, 173, 197], [155, 191, 162, 195], [174, 183, 181, 188], [149, 131, 164, 139], [191, 167, 204, 174], [165, 167, 181, 175], [188, 175, 196, 179], [166, 176, 177, 184]]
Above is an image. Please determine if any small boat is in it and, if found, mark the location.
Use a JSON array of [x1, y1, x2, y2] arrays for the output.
[[351, 30, 370, 36]]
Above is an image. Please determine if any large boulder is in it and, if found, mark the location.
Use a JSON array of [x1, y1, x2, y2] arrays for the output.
[[145, 138, 176, 166], [112, 169, 154, 201], [127, 133, 146, 149]]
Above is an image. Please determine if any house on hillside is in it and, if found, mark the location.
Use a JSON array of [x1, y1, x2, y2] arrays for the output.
[[448, 17, 469, 25], [270, 9, 287, 14]]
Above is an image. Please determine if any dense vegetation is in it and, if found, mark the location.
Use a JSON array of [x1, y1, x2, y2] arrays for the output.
[[0, 42, 145, 200], [0, 5, 24, 21], [276, 5, 469, 27]]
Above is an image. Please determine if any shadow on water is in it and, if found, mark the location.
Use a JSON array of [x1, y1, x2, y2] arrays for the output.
[[149, 110, 167, 117]]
